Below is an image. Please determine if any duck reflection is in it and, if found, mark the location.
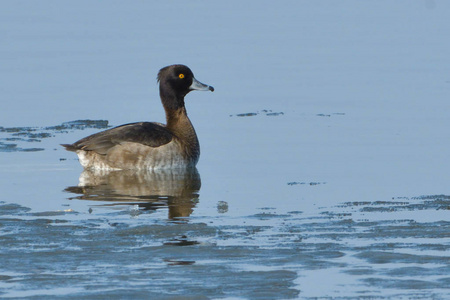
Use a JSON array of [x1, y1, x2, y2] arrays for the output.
[[64, 168, 201, 219]]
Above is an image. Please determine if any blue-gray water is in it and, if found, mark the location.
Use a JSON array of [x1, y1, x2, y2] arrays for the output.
[[1, 1, 449, 299]]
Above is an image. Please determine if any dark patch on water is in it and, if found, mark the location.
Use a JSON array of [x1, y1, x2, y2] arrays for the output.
[[0, 202, 31, 215], [0, 142, 44, 152], [0, 120, 110, 152], [258, 207, 276, 211], [29, 209, 77, 217], [45, 120, 110, 131], [362, 277, 444, 291], [230, 109, 284, 117], [355, 251, 450, 265], [316, 112, 346, 117], [287, 181, 326, 186], [164, 259, 196, 266], [164, 235, 201, 246], [234, 112, 258, 117], [340, 196, 450, 212]]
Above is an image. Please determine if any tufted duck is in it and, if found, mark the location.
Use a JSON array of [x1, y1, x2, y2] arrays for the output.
[[62, 64, 214, 170]]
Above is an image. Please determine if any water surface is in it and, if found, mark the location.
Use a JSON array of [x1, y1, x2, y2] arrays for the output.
[[1, 1, 450, 299]]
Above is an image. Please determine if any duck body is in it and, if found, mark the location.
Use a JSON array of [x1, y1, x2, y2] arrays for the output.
[[62, 65, 213, 170], [66, 119, 198, 170]]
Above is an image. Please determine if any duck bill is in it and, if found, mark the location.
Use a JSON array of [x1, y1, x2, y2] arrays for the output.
[[190, 77, 214, 92]]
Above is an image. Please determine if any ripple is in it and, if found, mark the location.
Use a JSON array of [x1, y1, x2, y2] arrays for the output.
[[0, 120, 110, 152]]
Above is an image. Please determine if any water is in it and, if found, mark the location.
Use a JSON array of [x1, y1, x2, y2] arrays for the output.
[[1, 1, 450, 299]]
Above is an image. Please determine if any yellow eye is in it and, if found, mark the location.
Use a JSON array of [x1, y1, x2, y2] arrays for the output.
[[179, 73, 185, 79]]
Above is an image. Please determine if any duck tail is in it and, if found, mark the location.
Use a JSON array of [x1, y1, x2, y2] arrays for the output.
[[61, 144, 78, 152]]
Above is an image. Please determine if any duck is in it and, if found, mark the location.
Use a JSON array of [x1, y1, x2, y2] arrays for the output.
[[62, 64, 214, 170]]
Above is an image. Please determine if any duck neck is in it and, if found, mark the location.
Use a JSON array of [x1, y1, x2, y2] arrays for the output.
[[165, 106, 192, 132], [160, 87, 199, 160], [165, 106, 200, 162], [160, 90, 187, 129]]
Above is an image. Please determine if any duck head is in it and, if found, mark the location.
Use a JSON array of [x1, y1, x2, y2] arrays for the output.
[[158, 65, 214, 110]]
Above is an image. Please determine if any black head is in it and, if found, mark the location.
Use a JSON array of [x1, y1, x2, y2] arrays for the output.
[[157, 65, 214, 108]]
